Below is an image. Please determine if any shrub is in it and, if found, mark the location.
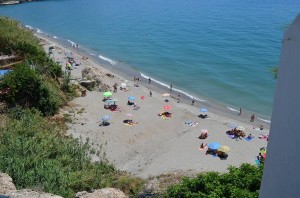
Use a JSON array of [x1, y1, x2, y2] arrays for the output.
[[0, 63, 65, 115], [165, 164, 263, 197], [0, 109, 121, 197]]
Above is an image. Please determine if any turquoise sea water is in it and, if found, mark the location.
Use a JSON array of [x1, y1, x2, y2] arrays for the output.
[[1, 0, 299, 118]]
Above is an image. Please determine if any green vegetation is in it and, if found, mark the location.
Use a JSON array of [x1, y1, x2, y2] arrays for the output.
[[0, 63, 65, 115], [165, 164, 263, 197]]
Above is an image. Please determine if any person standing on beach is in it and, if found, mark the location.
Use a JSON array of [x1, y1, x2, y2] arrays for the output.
[[113, 83, 117, 93], [170, 84, 173, 91], [148, 78, 151, 84], [192, 98, 195, 106], [149, 90, 152, 97], [177, 93, 181, 103], [239, 108, 242, 115], [250, 114, 255, 122]]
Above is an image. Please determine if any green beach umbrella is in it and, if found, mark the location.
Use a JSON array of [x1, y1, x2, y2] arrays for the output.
[[103, 91, 112, 97]]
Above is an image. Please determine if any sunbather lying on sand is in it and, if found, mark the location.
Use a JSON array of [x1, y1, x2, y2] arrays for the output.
[[123, 119, 138, 125], [158, 112, 172, 117], [197, 132, 208, 139]]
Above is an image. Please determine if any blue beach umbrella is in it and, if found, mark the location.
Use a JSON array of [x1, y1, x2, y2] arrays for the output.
[[102, 115, 111, 121], [128, 96, 136, 100], [200, 108, 208, 113], [208, 142, 221, 150]]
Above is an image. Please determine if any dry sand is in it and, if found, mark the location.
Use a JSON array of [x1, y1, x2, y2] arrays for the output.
[[39, 34, 269, 178]]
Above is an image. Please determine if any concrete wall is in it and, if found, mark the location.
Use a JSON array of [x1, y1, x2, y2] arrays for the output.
[[259, 13, 300, 198]]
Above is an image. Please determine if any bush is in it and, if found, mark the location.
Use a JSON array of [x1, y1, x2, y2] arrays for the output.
[[0, 109, 121, 197], [0, 63, 65, 115], [165, 164, 263, 198]]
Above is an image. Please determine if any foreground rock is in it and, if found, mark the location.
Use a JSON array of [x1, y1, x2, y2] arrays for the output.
[[0, 172, 16, 194], [5, 189, 63, 198], [76, 188, 127, 198]]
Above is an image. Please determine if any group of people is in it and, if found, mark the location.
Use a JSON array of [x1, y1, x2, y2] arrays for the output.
[[205, 147, 228, 160], [226, 127, 246, 139]]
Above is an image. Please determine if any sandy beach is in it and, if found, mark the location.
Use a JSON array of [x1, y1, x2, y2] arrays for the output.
[[38, 33, 270, 178]]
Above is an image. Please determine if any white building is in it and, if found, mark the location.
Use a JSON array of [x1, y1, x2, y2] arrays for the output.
[[260, 13, 300, 198]]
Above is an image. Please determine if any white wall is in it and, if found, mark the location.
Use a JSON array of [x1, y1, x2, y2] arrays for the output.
[[260, 13, 300, 198]]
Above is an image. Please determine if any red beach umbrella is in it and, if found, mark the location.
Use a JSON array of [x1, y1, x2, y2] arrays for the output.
[[163, 105, 172, 111]]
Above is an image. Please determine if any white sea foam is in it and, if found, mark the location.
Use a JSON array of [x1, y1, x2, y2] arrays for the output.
[[89, 53, 96, 56], [227, 107, 239, 112], [36, 28, 43, 34], [140, 73, 205, 102], [25, 25, 33, 30], [257, 117, 271, 124], [53, 36, 58, 39], [67, 39, 76, 47], [98, 55, 117, 65]]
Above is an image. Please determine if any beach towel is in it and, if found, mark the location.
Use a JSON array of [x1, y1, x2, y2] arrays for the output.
[[255, 159, 261, 165], [245, 137, 254, 141], [125, 123, 134, 126]]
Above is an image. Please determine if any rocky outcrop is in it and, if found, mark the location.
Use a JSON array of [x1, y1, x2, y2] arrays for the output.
[[0, 172, 16, 194], [81, 67, 111, 92], [5, 189, 63, 198], [0, 172, 128, 198], [0, 172, 63, 198], [79, 79, 96, 91], [75, 188, 127, 198]]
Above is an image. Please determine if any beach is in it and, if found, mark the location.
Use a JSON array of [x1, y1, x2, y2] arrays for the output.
[[38, 34, 270, 178]]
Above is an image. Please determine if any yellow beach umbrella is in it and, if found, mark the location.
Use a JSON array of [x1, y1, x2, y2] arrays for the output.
[[219, 146, 230, 152]]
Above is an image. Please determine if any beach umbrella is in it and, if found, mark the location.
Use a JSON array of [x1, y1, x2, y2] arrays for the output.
[[125, 113, 133, 118], [162, 93, 170, 97], [163, 105, 172, 111], [237, 126, 245, 130], [200, 108, 208, 113], [201, 129, 208, 133], [103, 91, 112, 97], [208, 142, 221, 150], [102, 115, 111, 121], [128, 96, 136, 100], [121, 82, 127, 87], [219, 146, 230, 152]]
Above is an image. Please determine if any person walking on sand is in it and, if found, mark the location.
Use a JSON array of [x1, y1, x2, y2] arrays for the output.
[[238, 108, 242, 115], [170, 84, 173, 91], [177, 93, 181, 103], [192, 98, 195, 106], [113, 83, 117, 93], [148, 78, 151, 84], [250, 114, 255, 122], [149, 90, 152, 97]]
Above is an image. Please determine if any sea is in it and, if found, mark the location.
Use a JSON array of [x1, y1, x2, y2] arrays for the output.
[[1, 0, 299, 120]]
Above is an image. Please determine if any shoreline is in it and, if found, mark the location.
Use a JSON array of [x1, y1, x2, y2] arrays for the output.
[[34, 28, 270, 178], [30, 26, 271, 126]]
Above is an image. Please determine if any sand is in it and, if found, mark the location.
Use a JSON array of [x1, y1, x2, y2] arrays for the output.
[[38, 34, 269, 178]]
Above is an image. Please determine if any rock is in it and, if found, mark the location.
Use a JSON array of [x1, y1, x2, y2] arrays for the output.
[[82, 67, 104, 86], [5, 189, 63, 198], [0, 172, 16, 194], [76, 188, 127, 198], [80, 80, 96, 91]]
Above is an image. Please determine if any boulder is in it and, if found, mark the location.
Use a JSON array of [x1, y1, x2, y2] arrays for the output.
[[80, 80, 96, 91], [81, 67, 104, 86], [0, 172, 16, 194], [5, 189, 63, 198], [76, 188, 127, 198]]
